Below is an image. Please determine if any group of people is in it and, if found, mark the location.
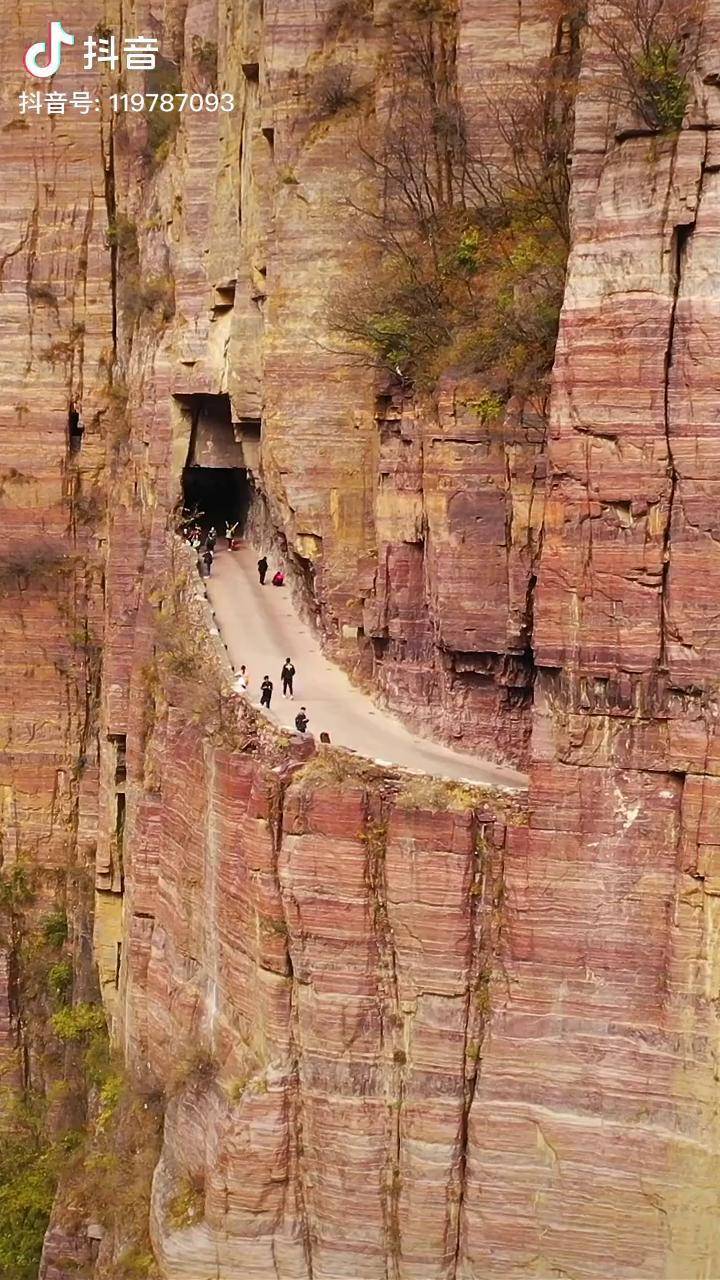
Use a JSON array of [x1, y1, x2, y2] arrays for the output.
[[235, 659, 314, 735], [257, 555, 284, 588], [184, 518, 286, 589], [184, 522, 218, 577], [181, 520, 326, 740]]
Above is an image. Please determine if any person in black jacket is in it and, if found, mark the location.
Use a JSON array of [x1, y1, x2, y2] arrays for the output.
[[281, 659, 295, 698], [260, 675, 273, 709], [257, 555, 268, 585], [294, 707, 309, 734]]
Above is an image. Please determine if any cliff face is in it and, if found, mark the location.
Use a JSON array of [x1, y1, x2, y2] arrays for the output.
[[118, 620, 522, 1279], [110, 0, 552, 767], [467, 20, 720, 1280], [0, 0, 111, 1141], [3, 0, 720, 1277], [0, 5, 118, 1269]]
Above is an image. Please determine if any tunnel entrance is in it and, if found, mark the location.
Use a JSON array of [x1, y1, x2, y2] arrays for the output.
[[177, 392, 253, 536], [182, 465, 251, 535]]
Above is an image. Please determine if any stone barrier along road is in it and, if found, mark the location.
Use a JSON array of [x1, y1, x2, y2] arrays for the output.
[[204, 543, 528, 790]]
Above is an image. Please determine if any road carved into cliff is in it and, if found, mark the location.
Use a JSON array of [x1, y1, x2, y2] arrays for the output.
[[204, 544, 528, 789]]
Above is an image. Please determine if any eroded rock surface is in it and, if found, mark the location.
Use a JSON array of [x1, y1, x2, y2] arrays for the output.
[[3, 0, 720, 1278]]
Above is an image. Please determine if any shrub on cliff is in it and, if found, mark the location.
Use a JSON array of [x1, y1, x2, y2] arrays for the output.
[[137, 274, 176, 324], [334, 272, 450, 378], [0, 911, 141, 1278], [329, 3, 580, 407], [143, 59, 182, 165], [47, 959, 73, 1003], [0, 547, 76, 591], [123, 272, 176, 328], [0, 865, 33, 916], [191, 36, 218, 90], [589, 0, 702, 131], [634, 43, 689, 127], [397, 776, 489, 810], [48, 1056, 164, 1279], [0, 1093, 58, 1280], [106, 213, 138, 254], [51, 1001, 107, 1042], [169, 1046, 218, 1095], [42, 908, 69, 948], [311, 62, 358, 116], [167, 1174, 205, 1230]]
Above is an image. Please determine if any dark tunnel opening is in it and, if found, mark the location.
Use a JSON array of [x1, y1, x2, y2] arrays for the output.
[[177, 392, 254, 538], [181, 464, 252, 536]]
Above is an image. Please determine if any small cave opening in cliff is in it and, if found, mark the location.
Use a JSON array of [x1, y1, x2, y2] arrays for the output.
[[115, 792, 126, 839], [68, 404, 84, 454], [178, 393, 255, 537]]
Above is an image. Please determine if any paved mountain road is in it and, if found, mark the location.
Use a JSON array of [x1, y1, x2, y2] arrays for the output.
[[205, 544, 528, 790]]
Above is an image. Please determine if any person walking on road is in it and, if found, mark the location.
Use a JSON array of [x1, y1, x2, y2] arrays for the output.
[[281, 659, 295, 699], [257, 555, 268, 585], [294, 707, 309, 734], [206, 528, 217, 554], [234, 666, 248, 694], [202, 547, 214, 576], [260, 675, 273, 709]]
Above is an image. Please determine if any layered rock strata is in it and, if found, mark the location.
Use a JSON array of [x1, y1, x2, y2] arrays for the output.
[[3, 0, 720, 1277], [120, 625, 522, 1278], [0, 0, 112, 1102], [467, 15, 720, 1280], [110, 0, 561, 767]]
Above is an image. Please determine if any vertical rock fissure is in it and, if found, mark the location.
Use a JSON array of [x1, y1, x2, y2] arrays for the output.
[[660, 228, 685, 669], [23, 196, 40, 353], [660, 130, 709, 669], [205, 749, 220, 1050], [363, 800, 398, 1279], [450, 818, 494, 1278], [102, 122, 118, 357], [268, 774, 285, 859], [77, 591, 102, 770], [69, 198, 94, 408], [287, 979, 316, 1280], [272, 779, 315, 1280]]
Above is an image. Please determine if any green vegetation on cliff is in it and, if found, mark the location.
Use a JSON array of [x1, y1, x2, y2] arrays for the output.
[[331, 2, 580, 409], [0, 1093, 61, 1279], [589, 0, 701, 132], [332, 0, 701, 400], [0, 861, 161, 1277]]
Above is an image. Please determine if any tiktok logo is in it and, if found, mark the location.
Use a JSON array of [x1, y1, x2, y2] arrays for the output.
[[24, 21, 75, 78]]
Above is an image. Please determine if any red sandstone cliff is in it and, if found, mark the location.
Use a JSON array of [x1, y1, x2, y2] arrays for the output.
[[2, 0, 720, 1277], [0, 0, 113, 1252]]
